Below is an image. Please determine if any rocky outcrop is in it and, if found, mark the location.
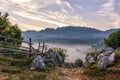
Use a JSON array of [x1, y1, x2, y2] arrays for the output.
[[44, 49, 63, 67], [97, 47, 115, 69], [84, 47, 115, 69], [31, 49, 63, 70]]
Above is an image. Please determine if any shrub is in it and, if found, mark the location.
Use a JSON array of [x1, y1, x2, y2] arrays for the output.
[[104, 30, 120, 49], [90, 63, 97, 69], [87, 68, 106, 76], [0, 12, 23, 45], [64, 62, 74, 68], [53, 47, 67, 62], [74, 59, 83, 67], [114, 50, 120, 62], [64, 59, 83, 68]]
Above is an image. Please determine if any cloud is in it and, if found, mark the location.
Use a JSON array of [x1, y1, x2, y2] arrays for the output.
[[98, 0, 120, 28], [61, 8, 68, 14], [0, 0, 119, 31], [10, 0, 31, 3]]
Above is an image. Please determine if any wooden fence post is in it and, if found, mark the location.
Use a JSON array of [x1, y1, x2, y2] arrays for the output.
[[42, 42, 45, 53], [38, 41, 40, 53], [45, 45, 47, 53], [29, 38, 32, 57]]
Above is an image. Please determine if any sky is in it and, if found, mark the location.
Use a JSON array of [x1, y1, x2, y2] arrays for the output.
[[0, 0, 120, 31]]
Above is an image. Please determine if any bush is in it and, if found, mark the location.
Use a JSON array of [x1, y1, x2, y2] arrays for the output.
[[0, 12, 23, 45], [64, 59, 83, 68], [74, 59, 83, 67], [87, 68, 106, 76], [115, 50, 120, 62], [90, 63, 97, 69], [65, 62, 75, 68], [104, 30, 120, 49], [53, 47, 67, 62]]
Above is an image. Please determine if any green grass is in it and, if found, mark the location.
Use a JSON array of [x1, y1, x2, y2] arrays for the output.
[[1, 66, 21, 74], [10, 58, 30, 67], [86, 68, 106, 76], [0, 54, 31, 74], [0, 53, 31, 67], [0, 55, 12, 66], [115, 50, 120, 62], [107, 68, 120, 73]]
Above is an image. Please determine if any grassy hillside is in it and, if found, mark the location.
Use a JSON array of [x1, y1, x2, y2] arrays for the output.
[[0, 50, 120, 80]]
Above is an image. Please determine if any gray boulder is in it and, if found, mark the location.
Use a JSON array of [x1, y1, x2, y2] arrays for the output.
[[98, 56, 109, 69], [108, 52, 115, 63], [97, 51, 112, 60], [84, 47, 115, 69], [88, 57, 95, 64], [31, 55, 46, 70], [56, 53, 63, 66], [44, 49, 63, 67], [97, 52, 106, 60], [85, 53, 95, 64], [104, 47, 113, 52], [97, 48, 115, 69]]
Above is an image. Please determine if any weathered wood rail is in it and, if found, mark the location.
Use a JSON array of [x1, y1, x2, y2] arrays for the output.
[[0, 35, 48, 56]]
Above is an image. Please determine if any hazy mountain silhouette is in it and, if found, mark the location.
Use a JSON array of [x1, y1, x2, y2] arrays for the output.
[[22, 26, 119, 45]]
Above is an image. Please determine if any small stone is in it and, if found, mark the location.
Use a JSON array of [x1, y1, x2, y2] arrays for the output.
[[30, 67, 35, 70]]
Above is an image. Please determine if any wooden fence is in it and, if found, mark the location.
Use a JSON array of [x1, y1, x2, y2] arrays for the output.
[[0, 35, 48, 56]]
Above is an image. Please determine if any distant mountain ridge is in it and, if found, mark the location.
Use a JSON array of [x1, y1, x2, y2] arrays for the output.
[[22, 26, 119, 45]]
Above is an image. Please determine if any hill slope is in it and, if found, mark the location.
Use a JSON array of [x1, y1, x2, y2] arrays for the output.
[[22, 26, 119, 45]]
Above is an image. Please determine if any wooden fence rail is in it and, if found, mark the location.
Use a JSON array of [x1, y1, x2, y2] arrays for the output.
[[0, 35, 48, 56]]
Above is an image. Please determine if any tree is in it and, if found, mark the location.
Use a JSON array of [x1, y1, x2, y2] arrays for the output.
[[0, 12, 23, 45], [104, 30, 120, 49], [0, 12, 10, 30]]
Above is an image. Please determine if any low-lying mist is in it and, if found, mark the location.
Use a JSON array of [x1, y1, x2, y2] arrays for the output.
[[22, 42, 93, 62]]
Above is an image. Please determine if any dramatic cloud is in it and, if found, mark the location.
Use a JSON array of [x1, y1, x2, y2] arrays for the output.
[[0, 0, 120, 31]]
